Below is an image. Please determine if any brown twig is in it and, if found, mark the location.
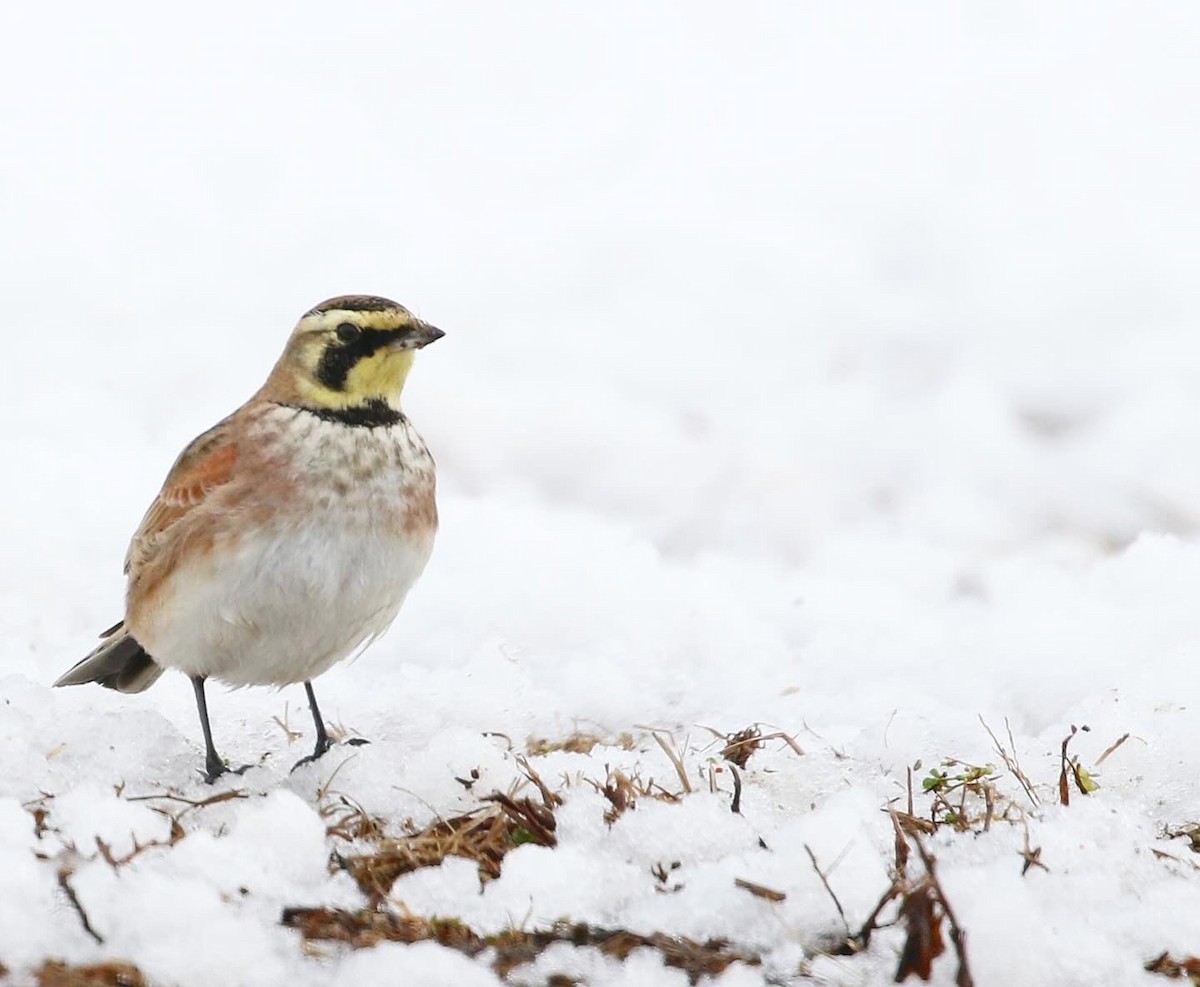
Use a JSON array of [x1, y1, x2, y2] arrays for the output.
[[645, 728, 693, 795], [698, 723, 806, 759], [805, 843, 850, 935], [271, 702, 302, 744], [757, 724, 806, 757], [849, 812, 911, 954], [1059, 725, 1098, 802], [979, 715, 1039, 807], [734, 878, 785, 902], [515, 756, 563, 810], [58, 868, 103, 945], [890, 810, 911, 881], [314, 753, 360, 802], [1059, 727, 1077, 806], [1019, 823, 1048, 876], [855, 882, 903, 951], [1095, 733, 1131, 766], [123, 789, 247, 811]]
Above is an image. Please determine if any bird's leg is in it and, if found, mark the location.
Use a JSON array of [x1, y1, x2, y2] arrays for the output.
[[304, 680, 333, 762], [191, 675, 251, 783], [291, 680, 369, 772]]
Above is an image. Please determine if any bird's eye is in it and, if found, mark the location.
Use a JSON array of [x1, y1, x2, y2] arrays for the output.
[[335, 322, 361, 343]]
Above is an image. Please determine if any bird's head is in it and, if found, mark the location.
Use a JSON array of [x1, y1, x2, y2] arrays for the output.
[[261, 295, 444, 416]]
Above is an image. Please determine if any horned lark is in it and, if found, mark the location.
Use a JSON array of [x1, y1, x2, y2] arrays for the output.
[[55, 295, 443, 781]]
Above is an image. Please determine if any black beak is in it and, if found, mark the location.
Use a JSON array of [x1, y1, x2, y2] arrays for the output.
[[412, 323, 445, 348]]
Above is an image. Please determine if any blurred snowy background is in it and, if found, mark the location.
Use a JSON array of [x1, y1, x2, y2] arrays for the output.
[[4, 3, 1200, 985]]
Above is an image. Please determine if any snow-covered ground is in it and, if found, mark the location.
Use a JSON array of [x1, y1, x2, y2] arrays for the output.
[[4, 3, 1200, 984]]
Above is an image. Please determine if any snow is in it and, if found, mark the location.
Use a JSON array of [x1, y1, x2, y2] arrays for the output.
[[4, 2, 1200, 984]]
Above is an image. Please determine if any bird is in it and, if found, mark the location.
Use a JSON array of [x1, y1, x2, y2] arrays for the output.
[[55, 295, 443, 782]]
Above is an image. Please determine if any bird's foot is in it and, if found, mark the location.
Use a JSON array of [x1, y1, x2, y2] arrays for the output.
[[202, 758, 253, 785], [290, 736, 370, 773]]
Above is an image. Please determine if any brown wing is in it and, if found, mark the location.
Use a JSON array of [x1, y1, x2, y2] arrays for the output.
[[124, 417, 239, 579]]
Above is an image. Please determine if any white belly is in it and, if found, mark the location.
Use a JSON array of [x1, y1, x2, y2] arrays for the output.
[[142, 519, 433, 686]]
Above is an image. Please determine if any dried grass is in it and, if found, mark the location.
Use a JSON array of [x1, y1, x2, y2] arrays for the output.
[[1147, 952, 1200, 983], [320, 793, 387, 843], [700, 723, 806, 765], [588, 765, 683, 826], [719, 727, 765, 768], [281, 909, 760, 985], [525, 730, 637, 757], [34, 960, 147, 987], [336, 761, 561, 896]]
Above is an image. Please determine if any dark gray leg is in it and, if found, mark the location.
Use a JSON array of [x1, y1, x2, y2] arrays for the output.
[[291, 680, 368, 772], [191, 675, 250, 783], [304, 680, 333, 762]]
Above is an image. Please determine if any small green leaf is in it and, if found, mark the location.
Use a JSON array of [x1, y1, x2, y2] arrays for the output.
[[1075, 763, 1099, 794], [922, 770, 948, 792]]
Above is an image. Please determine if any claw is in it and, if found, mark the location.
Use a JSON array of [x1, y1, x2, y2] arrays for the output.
[[202, 761, 252, 785], [290, 737, 368, 773]]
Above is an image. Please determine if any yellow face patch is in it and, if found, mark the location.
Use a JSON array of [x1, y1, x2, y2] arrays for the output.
[[342, 348, 415, 401], [287, 308, 421, 409]]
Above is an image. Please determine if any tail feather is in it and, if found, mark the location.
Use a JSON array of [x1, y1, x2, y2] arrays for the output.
[[55, 622, 165, 694]]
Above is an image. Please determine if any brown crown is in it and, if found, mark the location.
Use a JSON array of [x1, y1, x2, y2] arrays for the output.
[[306, 295, 404, 316]]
